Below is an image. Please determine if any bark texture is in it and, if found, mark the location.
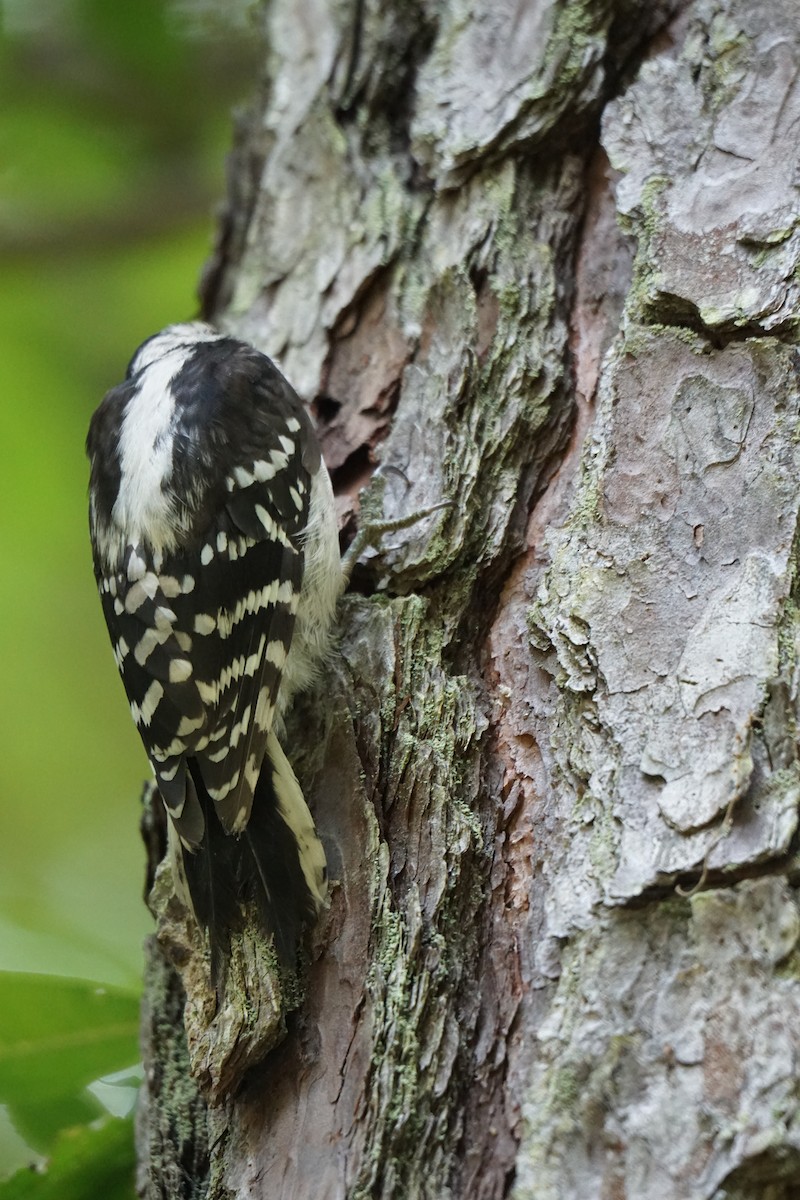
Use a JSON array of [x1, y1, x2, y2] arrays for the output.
[[139, 1, 800, 1197]]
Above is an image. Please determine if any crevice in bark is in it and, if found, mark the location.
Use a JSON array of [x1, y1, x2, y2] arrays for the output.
[[318, 266, 410, 483], [638, 299, 800, 348], [611, 848, 800, 912], [712, 1146, 800, 1200], [432, 0, 686, 200], [457, 102, 642, 1199], [604, 0, 692, 98], [446, 171, 598, 1200], [332, 0, 439, 168]]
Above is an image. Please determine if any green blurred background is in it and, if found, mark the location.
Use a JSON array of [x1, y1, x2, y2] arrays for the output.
[[0, 0, 259, 1189]]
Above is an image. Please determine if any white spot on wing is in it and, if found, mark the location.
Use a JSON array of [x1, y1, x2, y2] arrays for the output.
[[194, 635, 265, 704], [243, 755, 261, 800], [244, 645, 262, 676], [254, 505, 293, 547], [254, 688, 273, 733], [153, 605, 176, 630], [229, 704, 251, 749], [265, 640, 287, 669], [134, 626, 170, 666], [253, 459, 277, 482], [177, 714, 204, 737], [215, 581, 288, 639], [132, 680, 164, 727], [169, 659, 192, 683], [233, 465, 254, 488], [124, 582, 148, 613], [160, 575, 182, 598]]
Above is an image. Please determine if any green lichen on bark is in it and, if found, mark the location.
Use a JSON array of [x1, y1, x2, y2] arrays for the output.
[[137, 941, 210, 1200], [329, 590, 489, 1197]]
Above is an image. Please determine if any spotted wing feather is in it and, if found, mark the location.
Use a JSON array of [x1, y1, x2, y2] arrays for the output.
[[92, 349, 314, 848]]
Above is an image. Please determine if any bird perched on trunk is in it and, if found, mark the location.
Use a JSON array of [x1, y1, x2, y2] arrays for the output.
[[87, 322, 340, 984]]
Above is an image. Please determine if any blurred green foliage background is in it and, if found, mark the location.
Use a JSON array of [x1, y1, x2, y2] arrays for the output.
[[0, 0, 259, 1190]]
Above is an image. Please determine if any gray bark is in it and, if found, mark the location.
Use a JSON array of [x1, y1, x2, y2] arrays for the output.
[[138, 1, 800, 1197]]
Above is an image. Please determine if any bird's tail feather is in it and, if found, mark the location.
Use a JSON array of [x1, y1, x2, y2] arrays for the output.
[[178, 741, 327, 991]]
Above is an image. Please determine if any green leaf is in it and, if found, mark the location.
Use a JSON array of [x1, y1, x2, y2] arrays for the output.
[[0, 975, 139, 1152], [0, 1117, 135, 1200]]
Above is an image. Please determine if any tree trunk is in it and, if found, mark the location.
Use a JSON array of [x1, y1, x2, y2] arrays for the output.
[[137, 0, 800, 1196]]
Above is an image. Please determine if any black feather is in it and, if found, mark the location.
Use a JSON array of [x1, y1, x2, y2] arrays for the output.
[[242, 758, 318, 966], [181, 761, 241, 989], [179, 754, 317, 992]]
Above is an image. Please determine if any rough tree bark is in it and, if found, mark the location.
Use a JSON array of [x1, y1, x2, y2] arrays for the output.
[[137, 0, 800, 1197]]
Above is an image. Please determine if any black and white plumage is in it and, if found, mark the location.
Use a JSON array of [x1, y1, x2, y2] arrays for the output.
[[87, 321, 341, 979]]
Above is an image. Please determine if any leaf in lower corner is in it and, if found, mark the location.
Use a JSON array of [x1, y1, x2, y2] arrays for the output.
[[0, 1117, 135, 1200], [0, 974, 139, 1151]]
